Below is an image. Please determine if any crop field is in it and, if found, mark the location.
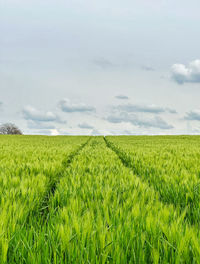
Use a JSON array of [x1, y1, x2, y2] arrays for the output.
[[1, 135, 200, 263]]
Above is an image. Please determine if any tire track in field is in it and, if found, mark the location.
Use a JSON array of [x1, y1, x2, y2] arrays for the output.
[[7, 138, 91, 263], [39, 137, 91, 219], [104, 136, 158, 188], [103, 136, 190, 220]]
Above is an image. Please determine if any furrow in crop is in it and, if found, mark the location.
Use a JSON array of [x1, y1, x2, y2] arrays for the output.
[[104, 136, 200, 226], [9, 137, 200, 263], [4, 136, 90, 263], [39, 137, 91, 219]]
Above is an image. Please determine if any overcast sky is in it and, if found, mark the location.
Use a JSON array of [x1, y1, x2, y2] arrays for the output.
[[1, 0, 200, 135]]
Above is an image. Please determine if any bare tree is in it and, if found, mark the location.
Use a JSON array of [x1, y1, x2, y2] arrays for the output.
[[0, 123, 23, 135]]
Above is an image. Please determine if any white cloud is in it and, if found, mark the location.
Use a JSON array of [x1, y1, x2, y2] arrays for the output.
[[78, 122, 94, 129], [171, 59, 200, 84], [58, 99, 95, 113], [185, 109, 200, 121], [27, 120, 56, 130], [51, 129, 60, 136], [106, 112, 173, 129], [114, 104, 176, 114], [23, 106, 65, 123]]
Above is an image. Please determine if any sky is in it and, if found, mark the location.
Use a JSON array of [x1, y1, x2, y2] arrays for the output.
[[1, 0, 200, 135]]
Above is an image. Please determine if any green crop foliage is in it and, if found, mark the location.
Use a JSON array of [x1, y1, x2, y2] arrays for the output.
[[105, 136, 200, 225], [1, 135, 200, 263], [0, 135, 89, 263]]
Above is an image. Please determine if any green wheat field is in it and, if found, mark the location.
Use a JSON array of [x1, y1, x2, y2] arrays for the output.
[[1, 135, 200, 263]]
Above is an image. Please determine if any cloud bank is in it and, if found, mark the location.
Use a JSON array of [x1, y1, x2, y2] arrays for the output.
[[22, 106, 64, 123], [78, 122, 94, 129], [185, 109, 200, 121], [27, 120, 56, 130], [114, 104, 176, 114], [58, 99, 95, 113], [172, 59, 200, 84], [106, 112, 173, 129]]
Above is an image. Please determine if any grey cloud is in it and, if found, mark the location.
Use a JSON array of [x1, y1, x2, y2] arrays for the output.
[[166, 108, 177, 114], [171, 59, 200, 84], [115, 95, 129, 100], [23, 106, 65, 123], [141, 65, 155, 71], [107, 113, 127, 124], [27, 120, 56, 130], [115, 104, 176, 114], [58, 99, 95, 113], [185, 110, 200, 121], [78, 122, 94, 129], [0, 102, 3, 110], [91, 129, 102, 136], [93, 58, 114, 69], [106, 112, 173, 129]]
